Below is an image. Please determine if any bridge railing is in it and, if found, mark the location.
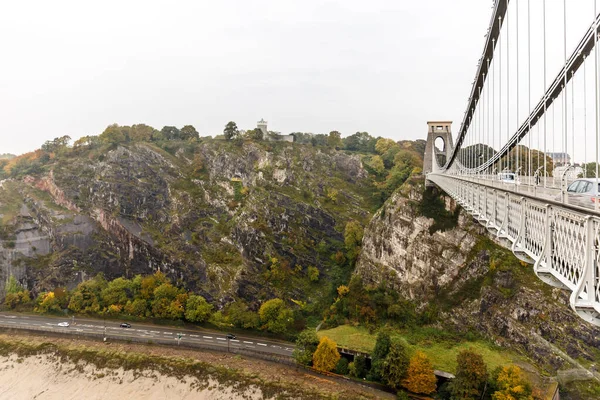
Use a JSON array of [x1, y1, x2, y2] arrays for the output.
[[427, 173, 600, 326]]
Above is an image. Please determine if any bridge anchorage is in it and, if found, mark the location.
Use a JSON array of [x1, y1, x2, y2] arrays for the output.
[[425, 0, 600, 326]]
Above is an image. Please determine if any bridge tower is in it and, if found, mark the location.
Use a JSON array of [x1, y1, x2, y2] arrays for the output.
[[424, 121, 453, 176]]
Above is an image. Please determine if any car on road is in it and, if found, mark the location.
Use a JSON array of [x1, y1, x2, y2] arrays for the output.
[[226, 333, 236, 340], [57, 322, 70, 327], [120, 323, 131, 328], [498, 172, 519, 185], [556, 178, 600, 209]]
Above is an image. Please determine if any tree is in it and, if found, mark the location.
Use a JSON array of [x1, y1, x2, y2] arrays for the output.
[[307, 266, 320, 282], [161, 126, 181, 140], [224, 121, 240, 140], [382, 340, 410, 389], [35, 292, 62, 313], [451, 349, 488, 400], [258, 298, 293, 334], [41, 135, 71, 154], [124, 298, 148, 317], [336, 358, 350, 375], [344, 220, 364, 264], [226, 301, 259, 329], [311, 134, 328, 147], [185, 294, 213, 322], [4, 291, 30, 309], [130, 124, 157, 142], [375, 138, 397, 155], [327, 131, 342, 148], [100, 277, 132, 307], [402, 351, 436, 394], [581, 162, 599, 178], [343, 131, 376, 153], [140, 271, 168, 299], [293, 329, 320, 366], [245, 128, 263, 140], [369, 331, 391, 381], [100, 124, 128, 144], [180, 125, 200, 141], [5, 275, 24, 294], [370, 155, 386, 175], [349, 354, 368, 378], [492, 365, 533, 400], [312, 336, 341, 372]]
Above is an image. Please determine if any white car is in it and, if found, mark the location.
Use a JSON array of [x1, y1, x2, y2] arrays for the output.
[[498, 172, 519, 185], [556, 178, 600, 209], [57, 322, 70, 327]]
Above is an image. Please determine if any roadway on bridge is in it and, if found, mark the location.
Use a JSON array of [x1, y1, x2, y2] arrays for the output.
[[0, 312, 295, 357], [456, 175, 599, 213]]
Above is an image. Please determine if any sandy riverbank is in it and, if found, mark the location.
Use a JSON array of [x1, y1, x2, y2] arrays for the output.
[[0, 353, 261, 400], [0, 332, 390, 399]]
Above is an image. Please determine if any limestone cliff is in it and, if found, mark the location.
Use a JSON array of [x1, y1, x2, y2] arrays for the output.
[[0, 140, 374, 307]]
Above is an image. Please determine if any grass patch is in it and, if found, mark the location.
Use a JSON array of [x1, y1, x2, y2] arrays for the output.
[[318, 324, 521, 373]]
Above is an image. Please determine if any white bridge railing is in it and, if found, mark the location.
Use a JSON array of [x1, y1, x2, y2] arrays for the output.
[[427, 173, 600, 326]]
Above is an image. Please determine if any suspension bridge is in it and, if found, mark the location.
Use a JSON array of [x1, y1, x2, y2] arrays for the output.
[[425, 0, 600, 326]]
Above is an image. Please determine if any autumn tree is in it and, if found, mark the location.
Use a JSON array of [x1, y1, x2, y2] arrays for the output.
[[492, 365, 533, 400], [4, 275, 30, 309], [129, 124, 157, 142], [185, 294, 213, 322], [402, 351, 436, 394], [312, 336, 341, 372], [258, 298, 293, 334], [327, 131, 342, 148], [375, 138, 397, 155], [344, 220, 364, 264], [307, 266, 320, 282], [450, 349, 488, 400], [370, 155, 385, 175], [152, 282, 186, 319], [68, 273, 107, 314], [100, 124, 128, 144], [382, 340, 410, 389], [35, 292, 62, 313], [293, 329, 320, 366], [5, 275, 24, 294]]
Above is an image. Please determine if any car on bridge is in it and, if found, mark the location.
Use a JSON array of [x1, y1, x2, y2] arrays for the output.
[[557, 178, 600, 210], [57, 322, 70, 327], [120, 323, 131, 328], [498, 172, 520, 185]]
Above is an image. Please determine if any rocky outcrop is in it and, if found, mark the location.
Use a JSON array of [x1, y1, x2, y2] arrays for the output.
[[355, 179, 484, 303]]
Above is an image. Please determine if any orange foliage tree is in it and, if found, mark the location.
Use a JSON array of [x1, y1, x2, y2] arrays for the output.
[[312, 336, 341, 372], [492, 365, 533, 400], [402, 351, 437, 394]]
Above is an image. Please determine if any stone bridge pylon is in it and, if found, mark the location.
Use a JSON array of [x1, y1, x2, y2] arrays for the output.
[[424, 121, 453, 187]]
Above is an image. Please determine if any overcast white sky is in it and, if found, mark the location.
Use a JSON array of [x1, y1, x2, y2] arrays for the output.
[[1, 0, 596, 158], [0, 0, 496, 155]]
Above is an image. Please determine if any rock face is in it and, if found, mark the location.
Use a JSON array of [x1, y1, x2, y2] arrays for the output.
[[0, 140, 373, 307], [356, 179, 485, 303], [356, 177, 600, 374]]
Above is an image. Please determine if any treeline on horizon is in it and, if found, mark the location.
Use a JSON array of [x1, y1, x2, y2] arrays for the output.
[[0, 122, 429, 201]]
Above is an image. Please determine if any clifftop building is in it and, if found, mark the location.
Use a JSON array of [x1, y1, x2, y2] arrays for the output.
[[257, 119, 294, 142]]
